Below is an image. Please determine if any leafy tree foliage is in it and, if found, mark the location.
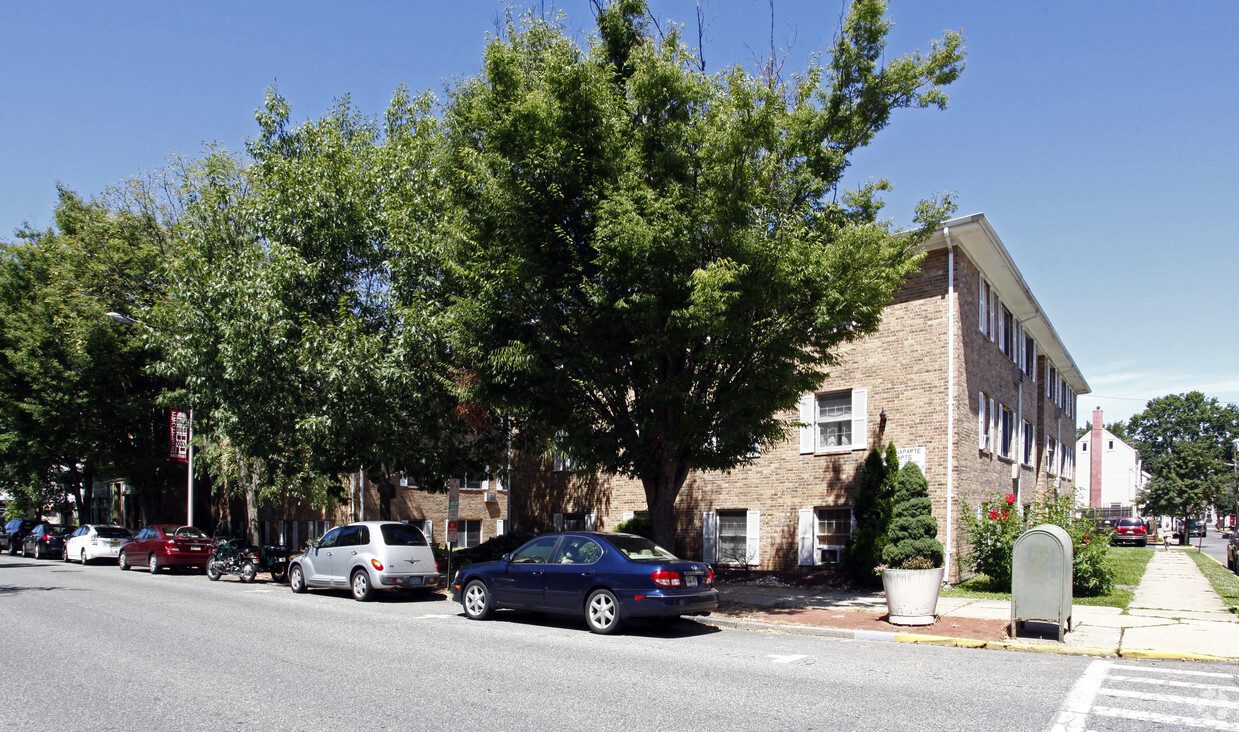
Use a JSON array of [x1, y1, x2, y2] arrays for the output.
[[156, 90, 501, 536], [1130, 392, 1239, 544], [0, 189, 173, 523], [438, 0, 964, 547], [882, 463, 943, 569]]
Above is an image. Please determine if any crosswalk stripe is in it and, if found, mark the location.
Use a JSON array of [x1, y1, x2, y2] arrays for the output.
[[1109, 674, 1238, 692], [1098, 687, 1239, 709], [1111, 663, 1234, 679], [1050, 659, 1112, 732], [1093, 705, 1239, 730]]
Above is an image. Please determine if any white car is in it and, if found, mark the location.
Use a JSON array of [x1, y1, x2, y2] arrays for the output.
[[64, 524, 133, 564], [288, 521, 441, 601]]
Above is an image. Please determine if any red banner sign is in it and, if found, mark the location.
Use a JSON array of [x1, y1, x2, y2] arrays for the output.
[[170, 409, 189, 462]]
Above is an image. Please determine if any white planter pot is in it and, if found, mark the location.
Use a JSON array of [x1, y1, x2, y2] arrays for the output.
[[882, 566, 945, 626]]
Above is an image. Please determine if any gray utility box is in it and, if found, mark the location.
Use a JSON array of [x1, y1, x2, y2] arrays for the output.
[[1010, 523, 1073, 641]]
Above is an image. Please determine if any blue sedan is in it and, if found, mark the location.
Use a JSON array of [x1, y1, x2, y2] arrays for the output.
[[451, 532, 718, 634]]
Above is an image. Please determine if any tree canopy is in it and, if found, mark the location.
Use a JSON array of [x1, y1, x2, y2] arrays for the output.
[[1131, 392, 1239, 539], [438, 0, 964, 546]]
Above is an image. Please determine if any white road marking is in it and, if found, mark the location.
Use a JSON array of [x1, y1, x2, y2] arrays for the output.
[[1050, 659, 1112, 732], [1109, 674, 1238, 693], [767, 654, 808, 664], [416, 614, 455, 619], [1092, 705, 1239, 730], [1111, 663, 1234, 679], [1098, 687, 1239, 709]]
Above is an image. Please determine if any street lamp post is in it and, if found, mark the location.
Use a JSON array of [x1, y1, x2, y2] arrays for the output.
[[106, 311, 196, 528]]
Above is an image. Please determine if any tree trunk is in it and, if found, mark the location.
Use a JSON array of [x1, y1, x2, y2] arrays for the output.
[[80, 462, 94, 526], [375, 465, 396, 521], [642, 459, 691, 555], [246, 469, 260, 545]]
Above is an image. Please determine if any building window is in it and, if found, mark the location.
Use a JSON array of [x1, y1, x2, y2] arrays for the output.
[[1001, 307, 1016, 361], [717, 511, 749, 565], [1047, 438, 1058, 476], [999, 406, 1014, 459], [1047, 365, 1058, 404], [978, 392, 993, 451], [462, 474, 487, 491], [816, 508, 853, 564], [979, 277, 990, 337], [800, 389, 867, 454], [457, 519, 482, 548], [1024, 334, 1036, 377], [1022, 420, 1035, 466]]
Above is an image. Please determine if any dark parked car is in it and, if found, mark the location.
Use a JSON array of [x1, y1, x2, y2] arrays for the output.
[[451, 532, 718, 634], [2, 518, 38, 554], [21, 523, 73, 559], [1110, 517, 1148, 547], [118, 525, 212, 573]]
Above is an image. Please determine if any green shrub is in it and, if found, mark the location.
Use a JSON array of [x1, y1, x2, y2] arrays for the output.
[[843, 445, 896, 584], [882, 463, 943, 569], [961, 492, 1114, 596], [614, 514, 653, 540]]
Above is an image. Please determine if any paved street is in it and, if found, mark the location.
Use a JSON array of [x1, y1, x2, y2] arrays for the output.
[[4, 554, 1238, 731]]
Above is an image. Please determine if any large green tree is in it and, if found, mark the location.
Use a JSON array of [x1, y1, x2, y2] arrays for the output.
[[1131, 392, 1239, 544], [438, 0, 964, 548], [0, 189, 173, 524], [157, 90, 500, 538]]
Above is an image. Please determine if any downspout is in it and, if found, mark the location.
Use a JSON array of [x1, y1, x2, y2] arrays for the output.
[[944, 227, 956, 581]]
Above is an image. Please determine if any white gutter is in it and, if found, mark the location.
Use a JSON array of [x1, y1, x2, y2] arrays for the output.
[[944, 226, 955, 581]]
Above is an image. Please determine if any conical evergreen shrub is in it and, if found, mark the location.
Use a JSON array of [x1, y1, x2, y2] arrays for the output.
[[843, 443, 898, 584], [882, 462, 943, 569]]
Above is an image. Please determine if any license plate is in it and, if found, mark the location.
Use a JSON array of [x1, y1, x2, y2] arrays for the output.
[[406, 577, 423, 586], [190, 545, 203, 551], [686, 575, 698, 588]]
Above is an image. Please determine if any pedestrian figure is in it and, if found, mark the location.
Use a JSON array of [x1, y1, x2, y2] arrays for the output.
[[1163, 533, 1170, 551]]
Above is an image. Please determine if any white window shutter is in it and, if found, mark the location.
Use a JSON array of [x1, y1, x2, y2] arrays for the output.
[[745, 510, 761, 567], [496, 519, 504, 537], [423, 520, 434, 544], [797, 508, 815, 566], [553, 513, 564, 531], [585, 513, 597, 531], [989, 397, 997, 450], [851, 389, 868, 450], [799, 393, 816, 454], [622, 511, 635, 522], [480, 478, 489, 490], [978, 277, 986, 332], [702, 511, 717, 564], [978, 392, 987, 450]]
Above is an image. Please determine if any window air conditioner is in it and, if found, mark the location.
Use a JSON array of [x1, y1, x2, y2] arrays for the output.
[[483, 491, 498, 504]]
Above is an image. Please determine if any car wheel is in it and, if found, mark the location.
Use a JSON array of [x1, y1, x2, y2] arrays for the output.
[[585, 588, 623, 635], [118, 551, 130, 571], [81, 549, 88, 565], [206, 559, 222, 581], [240, 560, 256, 583], [351, 569, 375, 602], [289, 564, 307, 594], [148, 553, 160, 574], [1139, 538, 1147, 548], [62, 546, 70, 562], [270, 564, 288, 583], [34, 543, 43, 560], [462, 580, 494, 620]]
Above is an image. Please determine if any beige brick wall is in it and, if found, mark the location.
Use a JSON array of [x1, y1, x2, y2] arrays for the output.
[[511, 248, 1078, 580]]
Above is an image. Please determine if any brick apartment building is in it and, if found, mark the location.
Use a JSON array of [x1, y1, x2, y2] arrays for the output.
[[510, 213, 1088, 580]]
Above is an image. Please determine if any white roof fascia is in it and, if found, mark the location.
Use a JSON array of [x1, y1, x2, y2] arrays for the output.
[[920, 213, 1090, 395]]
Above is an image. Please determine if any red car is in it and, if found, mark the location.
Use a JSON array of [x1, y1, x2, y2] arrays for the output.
[[118, 525, 212, 573], [1111, 517, 1148, 547]]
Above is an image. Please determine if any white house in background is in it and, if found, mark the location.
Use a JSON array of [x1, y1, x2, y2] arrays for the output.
[[1075, 407, 1148, 517]]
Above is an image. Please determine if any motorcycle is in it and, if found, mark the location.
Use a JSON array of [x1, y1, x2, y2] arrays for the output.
[[206, 538, 261, 583]]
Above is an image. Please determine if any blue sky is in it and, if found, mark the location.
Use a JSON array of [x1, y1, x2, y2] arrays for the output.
[[2, 1, 1235, 428]]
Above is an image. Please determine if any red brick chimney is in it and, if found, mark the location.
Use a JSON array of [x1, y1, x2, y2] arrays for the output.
[[1090, 407, 1104, 507]]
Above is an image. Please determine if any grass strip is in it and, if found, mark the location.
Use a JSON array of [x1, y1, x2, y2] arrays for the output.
[[942, 547, 1153, 609], [1185, 549, 1239, 612]]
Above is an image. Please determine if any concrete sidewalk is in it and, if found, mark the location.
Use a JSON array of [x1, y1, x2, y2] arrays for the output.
[[702, 547, 1239, 662]]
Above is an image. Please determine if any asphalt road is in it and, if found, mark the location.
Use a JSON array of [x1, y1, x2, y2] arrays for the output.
[[3, 553, 1237, 731]]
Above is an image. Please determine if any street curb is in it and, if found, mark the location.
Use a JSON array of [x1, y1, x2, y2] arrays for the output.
[[694, 616, 1239, 662]]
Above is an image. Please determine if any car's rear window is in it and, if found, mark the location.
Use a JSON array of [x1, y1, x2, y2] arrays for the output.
[[94, 526, 131, 538], [173, 527, 208, 539], [1117, 519, 1142, 527], [604, 534, 678, 561], [381, 524, 427, 547]]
